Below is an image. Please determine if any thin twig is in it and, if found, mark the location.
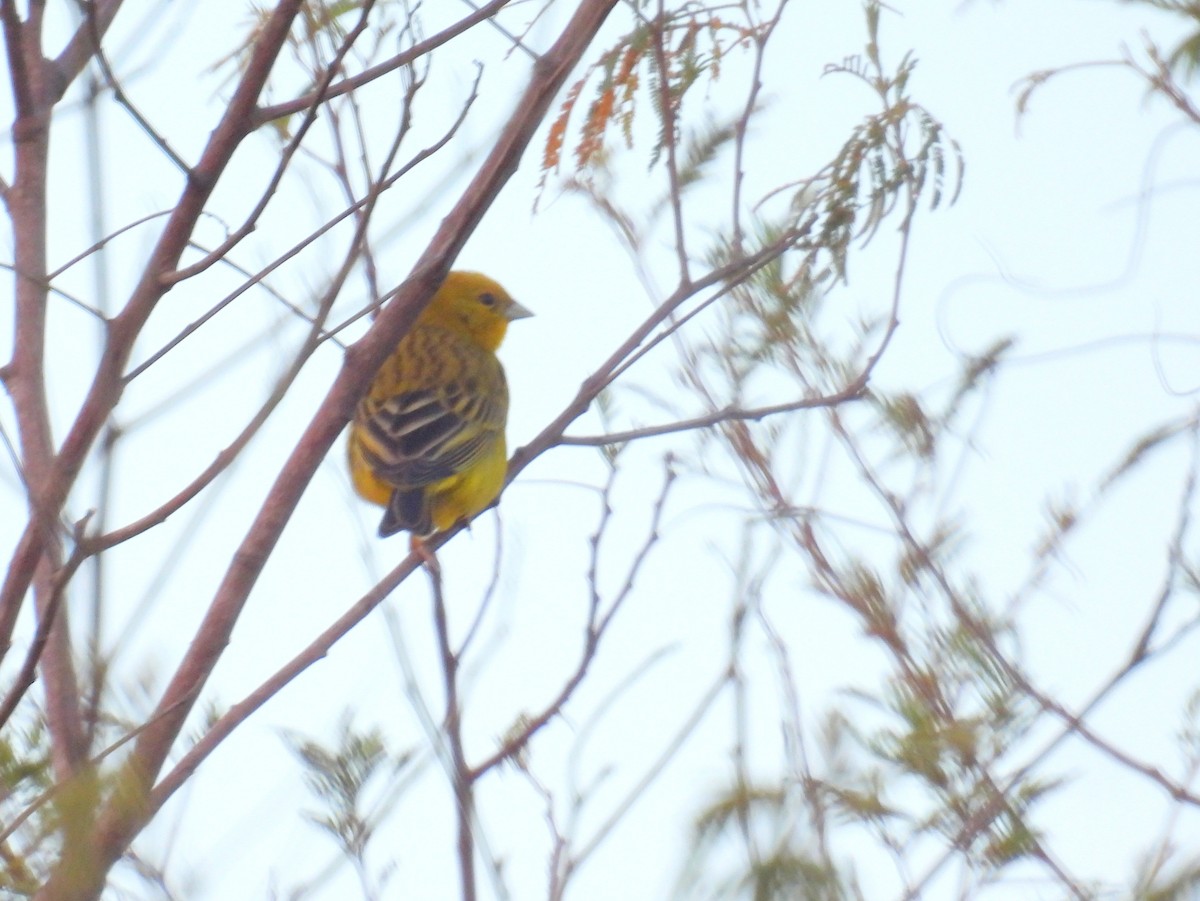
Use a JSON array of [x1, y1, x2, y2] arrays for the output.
[[253, 0, 514, 126], [429, 565, 477, 901], [560, 385, 866, 447], [83, 2, 188, 173], [163, 1, 378, 284], [69, 8, 619, 894], [470, 460, 676, 778]]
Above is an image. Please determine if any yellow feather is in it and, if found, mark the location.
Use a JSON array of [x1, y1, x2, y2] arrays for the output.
[[348, 272, 531, 537]]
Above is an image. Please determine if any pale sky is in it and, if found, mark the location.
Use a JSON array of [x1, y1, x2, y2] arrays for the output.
[[2, 1, 1200, 899]]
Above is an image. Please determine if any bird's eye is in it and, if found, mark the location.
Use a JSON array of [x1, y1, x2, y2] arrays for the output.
[[479, 292, 497, 308]]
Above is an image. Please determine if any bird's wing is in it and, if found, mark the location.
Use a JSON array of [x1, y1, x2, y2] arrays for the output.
[[356, 333, 508, 488]]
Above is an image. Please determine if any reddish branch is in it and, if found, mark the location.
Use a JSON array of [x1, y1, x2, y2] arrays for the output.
[[429, 570, 478, 901], [10, 1, 307, 899], [26, 3, 620, 899], [253, 0, 516, 127], [0, 0, 129, 783], [55, 0, 123, 91], [0, 0, 306, 665]]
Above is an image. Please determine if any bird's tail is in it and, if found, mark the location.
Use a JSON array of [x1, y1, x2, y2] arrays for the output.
[[380, 488, 433, 538]]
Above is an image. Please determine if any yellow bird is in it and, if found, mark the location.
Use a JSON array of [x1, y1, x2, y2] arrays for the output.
[[348, 271, 532, 537]]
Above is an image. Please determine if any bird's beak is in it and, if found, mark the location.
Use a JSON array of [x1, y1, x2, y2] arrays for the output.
[[505, 299, 534, 321]]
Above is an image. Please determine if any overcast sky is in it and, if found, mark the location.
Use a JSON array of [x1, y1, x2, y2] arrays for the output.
[[3, 1, 1200, 898]]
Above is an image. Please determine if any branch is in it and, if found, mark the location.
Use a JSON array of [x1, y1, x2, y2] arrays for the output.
[[130, 68, 480, 381], [3, 0, 89, 776], [163, 0, 378, 284], [0, 0, 308, 666], [0, 0, 34, 118], [80, 3, 189, 174], [470, 460, 676, 779], [53, 0, 123, 96], [0, 525, 40, 661], [430, 567, 477, 901], [560, 385, 866, 447], [0, 541, 88, 731], [150, 549, 423, 808], [252, 0, 514, 127], [647, 2, 689, 281], [86, 54, 441, 555], [505, 230, 812, 484], [43, 5, 619, 898], [45, 210, 171, 281]]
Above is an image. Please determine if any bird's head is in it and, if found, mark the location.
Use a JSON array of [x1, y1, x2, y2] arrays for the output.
[[420, 271, 533, 352]]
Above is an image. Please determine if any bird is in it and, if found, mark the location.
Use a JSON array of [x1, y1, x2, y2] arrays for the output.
[[348, 271, 532, 540]]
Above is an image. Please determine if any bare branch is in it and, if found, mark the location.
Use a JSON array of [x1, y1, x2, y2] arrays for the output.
[[730, 0, 789, 251], [3, 0, 89, 778], [0, 542, 88, 732], [45, 210, 172, 281], [163, 1, 380, 284], [647, 2, 689, 281], [505, 230, 813, 484], [430, 566, 477, 901], [560, 386, 867, 448], [471, 460, 676, 778], [0, 0, 309, 644], [0, 0, 34, 118], [39, 6, 621, 897], [80, 4, 189, 174], [129, 67, 482, 383], [252, 0, 514, 127], [53, 0, 124, 95], [151, 549, 423, 809], [0, 525, 40, 661]]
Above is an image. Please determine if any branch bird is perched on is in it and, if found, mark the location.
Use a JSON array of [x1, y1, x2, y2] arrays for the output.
[[349, 272, 532, 538]]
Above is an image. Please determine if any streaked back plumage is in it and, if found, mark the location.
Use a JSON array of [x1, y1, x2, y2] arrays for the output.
[[348, 272, 531, 537]]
